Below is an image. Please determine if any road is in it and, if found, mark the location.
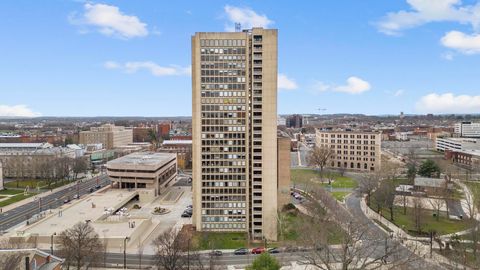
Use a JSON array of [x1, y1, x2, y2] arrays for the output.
[[0, 175, 110, 232]]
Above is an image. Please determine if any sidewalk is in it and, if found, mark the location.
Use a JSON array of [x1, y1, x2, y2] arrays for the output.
[[1, 173, 104, 212]]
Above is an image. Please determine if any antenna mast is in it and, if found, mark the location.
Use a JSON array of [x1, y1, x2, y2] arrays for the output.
[[235, 23, 241, 32]]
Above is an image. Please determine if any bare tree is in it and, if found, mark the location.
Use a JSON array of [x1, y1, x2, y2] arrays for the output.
[[412, 197, 424, 233], [373, 181, 396, 221], [358, 172, 381, 207], [152, 228, 187, 270], [308, 146, 335, 179], [0, 237, 34, 270], [57, 222, 104, 270], [72, 157, 88, 180], [429, 198, 445, 221], [297, 191, 421, 270]]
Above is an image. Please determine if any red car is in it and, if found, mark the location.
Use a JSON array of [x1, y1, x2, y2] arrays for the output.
[[251, 247, 266, 254]]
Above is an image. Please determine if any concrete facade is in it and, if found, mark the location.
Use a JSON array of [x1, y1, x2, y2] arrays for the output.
[[192, 28, 278, 241], [455, 121, 480, 138], [106, 152, 177, 196], [0, 161, 3, 190], [0, 143, 76, 178], [79, 124, 133, 149], [315, 130, 382, 172], [277, 136, 291, 209]]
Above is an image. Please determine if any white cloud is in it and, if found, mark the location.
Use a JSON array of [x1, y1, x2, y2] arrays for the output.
[[224, 5, 273, 31], [394, 89, 405, 97], [416, 93, 480, 113], [441, 30, 480, 54], [0, 105, 41, 117], [376, 0, 480, 35], [70, 3, 148, 39], [311, 76, 371, 95], [104, 61, 190, 76], [278, 74, 298, 90], [334, 76, 371, 94]]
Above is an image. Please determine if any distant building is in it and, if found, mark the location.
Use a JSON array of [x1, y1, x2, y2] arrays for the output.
[[315, 130, 382, 171], [66, 144, 85, 158], [286, 114, 303, 128], [133, 126, 154, 143], [414, 177, 452, 195], [0, 143, 76, 178], [0, 249, 63, 270], [106, 152, 177, 196], [277, 116, 286, 126], [158, 123, 171, 137], [79, 124, 133, 150], [395, 132, 409, 141], [445, 149, 480, 170], [455, 122, 480, 138], [435, 137, 480, 152], [277, 136, 291, 209], [158, 140, 192, 169]]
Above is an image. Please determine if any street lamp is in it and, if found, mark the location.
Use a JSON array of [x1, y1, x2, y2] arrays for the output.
[[123, 236, 130, 269], [50, 232, 56, 255]]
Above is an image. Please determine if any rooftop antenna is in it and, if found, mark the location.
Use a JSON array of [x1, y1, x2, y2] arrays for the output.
[[235, 23, 241, 32]]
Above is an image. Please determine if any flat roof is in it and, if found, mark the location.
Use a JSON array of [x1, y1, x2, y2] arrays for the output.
[[0, 143, 51, 148], [107, 152, 176, 167], [162, 140, 192, 145]]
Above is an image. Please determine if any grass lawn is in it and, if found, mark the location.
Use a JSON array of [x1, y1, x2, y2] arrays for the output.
[[4, 180, 47, 189], [278, 208, 345, 245], [291, 168, 357, 188], [465, 181, 480, 203], [372, 203, 471, 236], [331, 191, 350, 201], [192, 232, 250, 250], [0, 189, 23, 195], [0, 193, 36, 207]]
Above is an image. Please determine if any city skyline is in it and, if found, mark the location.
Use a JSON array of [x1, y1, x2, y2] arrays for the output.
[[2, 1, 480, 117]]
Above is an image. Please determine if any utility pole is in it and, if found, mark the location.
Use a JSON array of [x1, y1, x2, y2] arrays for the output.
[[50, 232, 56, 255], [124, 236, 130, 269]]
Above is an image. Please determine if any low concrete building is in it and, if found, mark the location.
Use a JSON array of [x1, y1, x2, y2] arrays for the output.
[[414, 177, 453, 195], [106, 152, 177, 196]]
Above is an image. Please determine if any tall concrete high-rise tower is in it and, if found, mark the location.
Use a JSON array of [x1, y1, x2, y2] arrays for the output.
[[192, 28, 278, 241]]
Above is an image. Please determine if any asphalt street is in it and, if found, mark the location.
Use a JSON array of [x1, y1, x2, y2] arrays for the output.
[[0, 175, 111, 232]]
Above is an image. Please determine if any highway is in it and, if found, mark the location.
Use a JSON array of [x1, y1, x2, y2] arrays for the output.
[[0, 175, 111, 232]]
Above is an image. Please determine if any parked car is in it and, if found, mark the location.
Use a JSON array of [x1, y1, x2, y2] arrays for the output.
[[73, 194, 79, 200], [268, 247, 280, 254], [234, 248, 249, 255], [63, 198, 70, 204], [95, 185, 101, 189], [251, 247, 266, 254], [89, 188, 94, 193], [210, 250, 223, 256], [186, 205, 193, 209], [181, 211, 192, 218]]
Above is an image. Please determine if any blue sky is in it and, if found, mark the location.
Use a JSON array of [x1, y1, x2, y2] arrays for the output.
[[1, 0, 480, 117]]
